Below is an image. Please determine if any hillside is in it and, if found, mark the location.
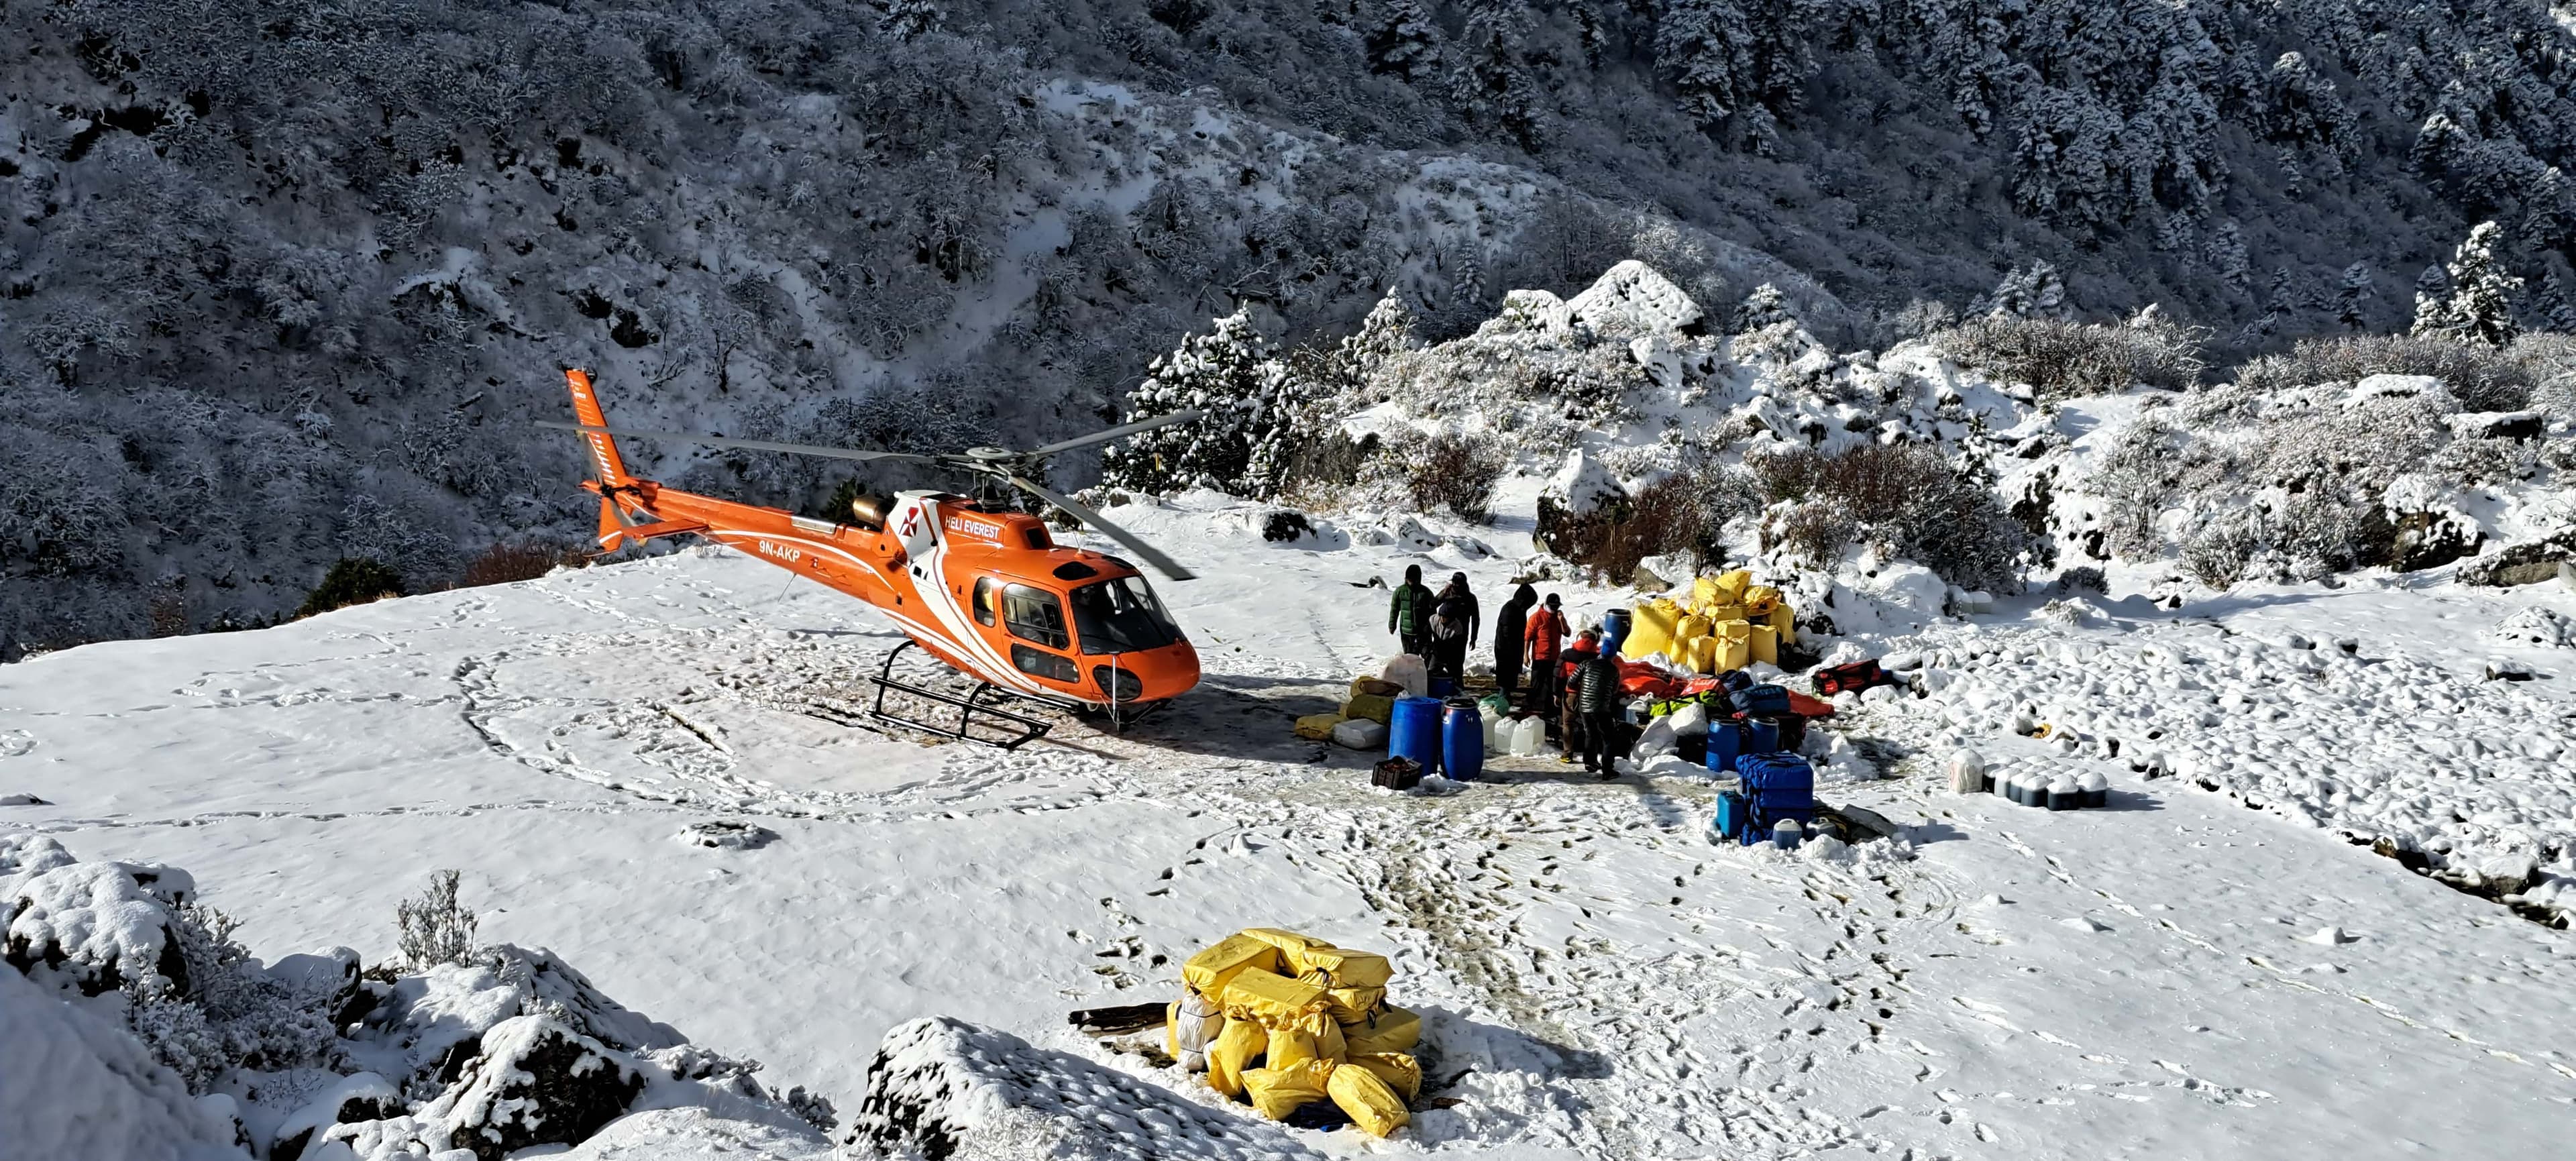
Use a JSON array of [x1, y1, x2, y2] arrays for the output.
[[7, 0, 2576, 650]]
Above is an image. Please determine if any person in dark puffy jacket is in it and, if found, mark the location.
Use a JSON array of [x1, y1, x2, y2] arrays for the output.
[[1493, 584, 1536, 703], [1426, 573, 1479, 683], [1566, 630, 1623, 777], [1387, 564, 1434, 659]]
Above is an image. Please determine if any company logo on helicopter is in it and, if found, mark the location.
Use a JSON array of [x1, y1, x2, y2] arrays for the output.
[[943, 512, 1005, 541]]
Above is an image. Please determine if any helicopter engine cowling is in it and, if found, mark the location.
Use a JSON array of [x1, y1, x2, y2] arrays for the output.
[[849, 492, 895, 529]]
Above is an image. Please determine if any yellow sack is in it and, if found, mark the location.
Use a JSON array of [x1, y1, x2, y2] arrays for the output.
[[1622, 598, 1684, 660], [1743, 584, 1781, 616], [1748, 622, 1779, 666], [1349, 1051, 1422, 1101], [1327, 1060, 1411, 1138], [1340, 694, 1394, 724], [1220, 967, 1330, 1028], [1690, 575, 1722, 612], [1240, 928, 1328, 959], [1294, 945, 1392, 989], [1681, 636, 1717, 674], [1293, 712, 1344, 740], [1205, 1016, 1267, 1099], [1244, 1059, 1336, 1121], [1184, 934, 1285, 997], [1348, 675, 1403, 700], [1713, 569, 1752, 600], [1341, 1005, 1421, 1056], [1715, 635, 1750, 672], [1267, 1013, 1347, 1069], [1768, 602, 1796, 645], [1325, 985, 1385, 1024], [1699, 602, 1746, 626], [1675, 614, 1713, 647]]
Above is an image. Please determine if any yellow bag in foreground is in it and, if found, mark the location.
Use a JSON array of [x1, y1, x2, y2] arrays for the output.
[[1293, 712, 1344, 740], [1220, 967, 1330, 1028], [1184, 934, 1285, 997], [1340, 694, 1395, 724], [1622, 598, 1684, 660], [1328, 1060, 1411, 1138], [1325, 985, 1385, 1024], [1349, 1051, 1422, 1101], [1266, 1014, 1347, 1069], [1341, 1005, 1421, 1056], [1295, 945, 1393, 989], [1205, 1016, 1267, 1099], [1244, 1059, 1337, 1121]]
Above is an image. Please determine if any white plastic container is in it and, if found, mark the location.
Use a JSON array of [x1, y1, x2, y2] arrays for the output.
[[1947, 748, 1988, 795], [1509, 716, 1547, 757], [1332, 718, 1388, 750], [1772, 819, 1803, 850]]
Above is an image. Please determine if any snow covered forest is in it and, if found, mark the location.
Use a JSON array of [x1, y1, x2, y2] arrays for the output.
[[6, 0, 2576, 651]]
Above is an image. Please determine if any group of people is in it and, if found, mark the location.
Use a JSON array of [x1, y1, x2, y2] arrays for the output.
[[1386, 565, 1625, 778]]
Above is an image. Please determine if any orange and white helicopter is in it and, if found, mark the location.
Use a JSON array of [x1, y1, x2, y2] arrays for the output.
[[541, 368, 1203, 749]]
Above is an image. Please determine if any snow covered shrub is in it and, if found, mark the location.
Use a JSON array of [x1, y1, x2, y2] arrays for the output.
[[397, 871, 479, 971], [1401, 433, 1506, 523], [123, 902, 340, 1091], [1932, 314, 2205, 401], [2233, 334, 2540, 411], [2181, 512, 2263, 590], [1750, 444, 2031, 589], [1101, 307, 1297, 498], [297, 558, 407, 620]]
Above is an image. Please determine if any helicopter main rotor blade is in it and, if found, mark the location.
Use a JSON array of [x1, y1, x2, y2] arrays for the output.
[[1004, 474, 1197, 582], [1019, 410, 1204, 461], [535, 421, 949, 465]]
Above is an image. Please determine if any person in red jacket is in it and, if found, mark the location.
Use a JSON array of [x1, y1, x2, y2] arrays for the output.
[[1524, 593, 1568, 720]]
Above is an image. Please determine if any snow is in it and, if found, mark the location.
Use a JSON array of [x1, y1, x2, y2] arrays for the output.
[[5, 858, 193, 994], [0, 966, 248, 1160], [5, 482, 2576, 1157]]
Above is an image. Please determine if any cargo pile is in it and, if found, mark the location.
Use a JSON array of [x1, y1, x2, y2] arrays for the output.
[[1166, 928, 1424, 1138], [1620, 570, 1796, 673]]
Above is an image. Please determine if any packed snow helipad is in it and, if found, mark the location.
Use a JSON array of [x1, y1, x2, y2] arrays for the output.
[[5, 494, 2575, 1158]]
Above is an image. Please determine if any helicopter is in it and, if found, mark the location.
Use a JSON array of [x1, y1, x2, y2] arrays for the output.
[[540, 368, 1204, 749]]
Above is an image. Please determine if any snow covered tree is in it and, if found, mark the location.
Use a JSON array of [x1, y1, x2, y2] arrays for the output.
[[1732, 282, 1795, 332], [1449, 0, 1546, 148], [1364, 0, 1443, 82], [2542, 269, 2576, 335], [1974, 261, 2072, 319], [2335, 262, 2375, 331], [877, 0, 943, 41], [2411, 221, 2524, 346], [2522, 166, 2575, 256], [1343, 288, 1419, 375], [2207, 219, 2251, 296], [1099, 307, 1297, 498], [1654, 0, 1822, 151]]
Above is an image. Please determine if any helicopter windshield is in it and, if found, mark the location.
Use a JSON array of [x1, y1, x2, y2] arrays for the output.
[[1068, 575, 1182, 655]]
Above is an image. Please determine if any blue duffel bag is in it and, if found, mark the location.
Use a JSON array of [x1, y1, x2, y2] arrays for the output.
[[1730, 683, 1791, 716], [1737, 751, 1814, 793], [1718, 669, 1755, 693]]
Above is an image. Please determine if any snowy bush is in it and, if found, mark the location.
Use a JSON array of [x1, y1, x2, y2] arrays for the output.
[[2233, 333, 2547, 412], [1751, 444, 2031, 590], [1399, 431, 1507, 524], [396, 871, 479, 971], [1932, 313, 2206, 401], [295, 559, 409, 620]]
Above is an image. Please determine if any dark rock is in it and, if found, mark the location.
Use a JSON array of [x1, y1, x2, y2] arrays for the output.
[[272, 1073, 402, 1161], [2457, 531, 2576, 587], [427, 1016, 644, 1161], [1260, 508, 1316, 543], [2390, 510, 2483, 572]]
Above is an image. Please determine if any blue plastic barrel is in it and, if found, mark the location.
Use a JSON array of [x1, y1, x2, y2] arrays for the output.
[[1744, 718, 1780, 755], [1705, 721, 1743, 773], [1441, 704, 1483, 781], [1601, 608, 1633, 657], [1389, 696, 1445, 775], [1428, 675, 1459, 699]]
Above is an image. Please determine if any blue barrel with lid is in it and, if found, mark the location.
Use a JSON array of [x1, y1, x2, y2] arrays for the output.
[[1743, 717, 1780, 755], [1441, 702, 1484, 781], [1389, 696, 1445, 775], [1601, 608, 1634, 658], [1705, 720, 1743, 773]]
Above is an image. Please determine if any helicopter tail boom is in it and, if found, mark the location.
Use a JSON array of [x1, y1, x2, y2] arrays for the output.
[[563, 368, 634, 487]]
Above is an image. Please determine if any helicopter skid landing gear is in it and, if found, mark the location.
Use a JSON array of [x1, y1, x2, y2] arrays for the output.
[[867, 641, 1057, 750]]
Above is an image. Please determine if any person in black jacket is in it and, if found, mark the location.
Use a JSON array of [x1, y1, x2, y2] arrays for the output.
[[1568, 634, 1624, 777], [1387, 564, 1434, 659], [1426, 573, 1479, 683], [1493, 584, 1536, 703]]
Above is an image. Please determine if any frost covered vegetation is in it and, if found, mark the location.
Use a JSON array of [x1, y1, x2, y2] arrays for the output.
[[7, 0, 2576, 651], [0, 837, 837, 1160]]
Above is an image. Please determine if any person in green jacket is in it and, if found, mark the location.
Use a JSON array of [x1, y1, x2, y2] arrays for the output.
[[1388, 564, 1434, 659]]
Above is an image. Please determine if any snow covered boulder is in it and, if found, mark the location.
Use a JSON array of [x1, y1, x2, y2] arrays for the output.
[[1535, 449, 1629, 561], [5, 859, 197, 996], [1491, 288, 1574, 341], [849, 1016, 1324, 1161], [0, 967, 248, 1161], [1566, 260, 1703, 336], [2488, 606, 2575, 649], [271, 1072, 402, 1161], [2344, 374, 2455, 410], [415, 1015, 645, 1161], [0, 832, 78, 886], [370, 946, 685, 1089]]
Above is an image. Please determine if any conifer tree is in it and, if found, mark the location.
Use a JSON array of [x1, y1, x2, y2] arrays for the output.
[[2412, 221, 2523, 346], [1449, 0, 1545, 148], [2335, 262, 2375, 331], [878, 0, 942, 41], [2208, 220, 2251, 296], [1364, 0, 1444, 83], [1100, 307, 1295, 497], [1975, 262, 2072, 319], [2540, 269, 2576, 334], [1732, 283, 1795, 332]]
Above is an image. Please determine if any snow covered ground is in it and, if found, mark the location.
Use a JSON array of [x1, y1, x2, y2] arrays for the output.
[[6, 492, 2576, 1158]]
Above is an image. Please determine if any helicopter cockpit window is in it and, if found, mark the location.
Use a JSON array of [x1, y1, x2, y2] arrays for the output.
[[1000, 584, 1069, 650], [971, 577, 998, 627], [1069, 575, 1181, 655]]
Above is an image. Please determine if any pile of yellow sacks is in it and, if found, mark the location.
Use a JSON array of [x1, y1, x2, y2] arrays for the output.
[[1169, 928, 1421, 1138], [1619, 569, 1796, 673], [1293, 676, 1406, 741]]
